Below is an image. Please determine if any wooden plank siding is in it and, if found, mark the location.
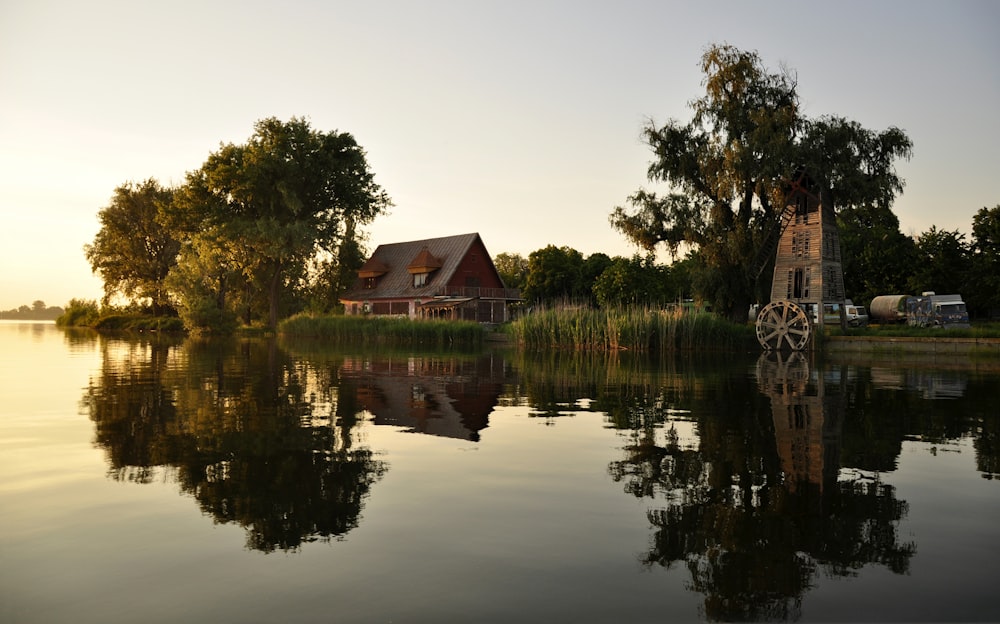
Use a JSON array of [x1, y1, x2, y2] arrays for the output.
[[769, 184, 847, 328]]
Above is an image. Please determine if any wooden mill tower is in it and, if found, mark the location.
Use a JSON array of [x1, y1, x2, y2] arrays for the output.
[[754, 174, 847, 350]]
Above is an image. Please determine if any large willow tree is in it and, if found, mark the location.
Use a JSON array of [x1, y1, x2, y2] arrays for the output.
[[611, 44, 912, 321], [179, 117, 391, 329]]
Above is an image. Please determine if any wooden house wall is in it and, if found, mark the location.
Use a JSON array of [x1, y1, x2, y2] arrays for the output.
[[446, 237, 505, 292]]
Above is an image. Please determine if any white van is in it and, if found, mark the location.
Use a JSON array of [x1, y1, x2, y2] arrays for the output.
[[845, 302, 869, 327]]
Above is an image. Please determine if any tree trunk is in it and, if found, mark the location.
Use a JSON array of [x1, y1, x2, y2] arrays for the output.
[[267, 264, 282, 330]]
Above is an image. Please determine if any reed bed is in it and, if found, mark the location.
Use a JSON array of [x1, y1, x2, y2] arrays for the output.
[[278, 313, 485, 348], [508, 305, 756, 352]]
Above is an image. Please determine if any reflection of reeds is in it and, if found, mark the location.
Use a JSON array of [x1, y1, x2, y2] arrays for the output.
[[508, 305, 755, 352], [278, 314, 484, 348]]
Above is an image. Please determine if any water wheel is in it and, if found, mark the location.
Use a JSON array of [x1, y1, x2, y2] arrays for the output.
[[755, 300, 812, 351]]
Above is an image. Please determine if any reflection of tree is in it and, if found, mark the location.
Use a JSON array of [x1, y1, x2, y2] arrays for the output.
[[82, 336, 386, 552], [605, 353, 915, 621]]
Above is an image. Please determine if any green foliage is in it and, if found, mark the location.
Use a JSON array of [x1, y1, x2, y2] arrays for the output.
[[165, 233, 240, 334], [907, 226, 970, 296], [838, 204, 918, 305], [56, 298, 101, 327], [55, 298, 184, 332], [93, 314, 186, 332], [278, 314, 485, 348], [968, 205, 1000, 316], [523, 245, 585, 303], [610, 43, 912, 322], [508, 305, 755, 352], [592, 256, 669, 307], [85, 179, 180, 314], [493, 252, 529, 291], [581, 253, 613, 303], [177, 117, 391, 330]]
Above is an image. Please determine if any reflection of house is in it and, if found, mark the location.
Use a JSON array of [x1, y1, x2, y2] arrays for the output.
[[339, 233, 521, 323], [339, 355, 506, 441]]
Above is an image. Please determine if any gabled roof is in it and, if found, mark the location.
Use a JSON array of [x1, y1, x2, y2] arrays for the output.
[[343, 232, 497, 300]]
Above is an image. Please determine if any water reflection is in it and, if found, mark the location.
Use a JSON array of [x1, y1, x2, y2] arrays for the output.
[[79, 328, 1000, 605], [337, 354, 507, 441], [82, 336, 387, 552], [600, 351, 916, 621]]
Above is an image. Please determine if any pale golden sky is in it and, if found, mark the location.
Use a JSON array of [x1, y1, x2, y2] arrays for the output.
[[2, 0, 998, 309]]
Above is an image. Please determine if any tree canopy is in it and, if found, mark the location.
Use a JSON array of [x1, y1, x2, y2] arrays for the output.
[[85, 179, 180, 314], [177, 117, 391, 329], [610, 44, 912, 321], [837, 204, 917, 305], [968, 205, 1000, 316]]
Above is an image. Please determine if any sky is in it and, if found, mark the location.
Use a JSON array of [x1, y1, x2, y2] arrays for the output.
[[1, 0, 998, 311]]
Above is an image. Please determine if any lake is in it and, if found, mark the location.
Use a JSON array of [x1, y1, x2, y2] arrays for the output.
[[1, 321, 998, 623]]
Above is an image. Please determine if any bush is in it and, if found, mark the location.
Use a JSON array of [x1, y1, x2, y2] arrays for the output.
[[56, 299, 101, 327], [93, 314, 185, 332]]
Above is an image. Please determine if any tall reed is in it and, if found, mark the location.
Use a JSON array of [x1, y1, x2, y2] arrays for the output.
[[278, 313, 485, 348], [508, 305, 755, 352]]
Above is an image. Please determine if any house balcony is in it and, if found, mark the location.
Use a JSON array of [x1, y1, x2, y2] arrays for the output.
[[428, 287, 521, 300]]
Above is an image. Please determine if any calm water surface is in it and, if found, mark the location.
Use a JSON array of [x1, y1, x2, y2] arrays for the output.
[[1, 321, 998, 623]]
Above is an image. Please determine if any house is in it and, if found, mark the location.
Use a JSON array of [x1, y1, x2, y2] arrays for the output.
[[340, 232, 521, 323]]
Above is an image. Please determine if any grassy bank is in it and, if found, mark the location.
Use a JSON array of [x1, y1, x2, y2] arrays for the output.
[[826, 322, 1000, 339], [508, 305, 756, 352], [278, 313, 485, 348]]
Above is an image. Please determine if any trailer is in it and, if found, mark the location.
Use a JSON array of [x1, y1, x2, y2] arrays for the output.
[[869, 295, 909, 324], [869, 293, 970, 328]]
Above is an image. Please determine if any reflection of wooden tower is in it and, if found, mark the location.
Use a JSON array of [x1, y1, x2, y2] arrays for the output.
[[755, 173, 847, 350], [755, 353, 844, 493]]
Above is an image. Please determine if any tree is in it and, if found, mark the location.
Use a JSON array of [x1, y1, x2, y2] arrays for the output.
[[179, 117, 391, 329], [523, 245, 584, 304], [610, 44, 912, 321], [165, 230, 240, 333], [581, 252, 613, 305], [837, 204, 917, 306], [592, 255, 669, 307], [493, 252, 529, 291], [907, 226, 970, 296], [968, 205, 1000, 318], [84, 178, 180, 314]]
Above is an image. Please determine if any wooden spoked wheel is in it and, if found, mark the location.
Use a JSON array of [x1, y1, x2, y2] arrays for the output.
[[755, 300, 812, 351]]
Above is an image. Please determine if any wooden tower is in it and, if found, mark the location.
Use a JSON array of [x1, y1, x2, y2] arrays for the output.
[[755, 174, 847, 350]]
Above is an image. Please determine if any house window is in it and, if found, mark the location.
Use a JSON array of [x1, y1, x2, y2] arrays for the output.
[[414, 272, 429, 288], [365, 277, 377, 289]]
